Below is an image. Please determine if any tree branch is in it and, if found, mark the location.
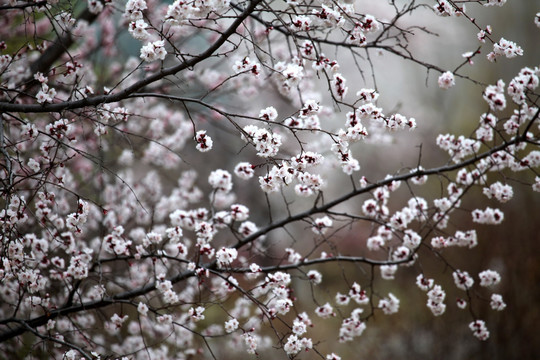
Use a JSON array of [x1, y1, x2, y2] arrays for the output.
[[0, 0, 263, 113]]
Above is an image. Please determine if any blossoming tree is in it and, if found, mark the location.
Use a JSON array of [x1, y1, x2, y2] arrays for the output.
[[0, 0, 539, 358]]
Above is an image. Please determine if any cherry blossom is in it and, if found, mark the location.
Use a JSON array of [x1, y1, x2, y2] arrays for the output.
[[140, 40, 167, 62], [194, 130, 213, 152], [487, 38, 523, 62], [378, 293, 400, 314], [453, 270, 474, 290], [469, 320, 490, 340], [490, 294, 506, 311], [0, 1, 537, 358], [438, 71, 455, 89]]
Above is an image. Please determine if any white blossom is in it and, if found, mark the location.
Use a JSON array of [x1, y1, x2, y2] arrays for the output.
[[469, 320, 490, 340], [490, 293, 506, 311], [478, 269, 501, 287], [195, 130, 213, 152], [140, 40, 167, 62], [378, 293, 400, 314], [216, 247, 238, 268], [224, 318, 239, 333], [487, 38, 523, 62], [438, 71, 455, 89], [453, 270, 474, 290]]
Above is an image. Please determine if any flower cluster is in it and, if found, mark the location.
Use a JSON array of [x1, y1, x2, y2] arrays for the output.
[[472, 207, 504, 224], [128, 19, 150, 40], [339, 308, 366, 342], [216, 247, 238, 268], [487, 38, 523, 62], [312, 216, 333, 234], [1, 0, 536, 358], [483, 182, 513, 202], [140, 40, 167, 62], [507, 67, 539, 105], [242, 125, 282, 157], [438, 71, 455, 89], [478, 269, 501, 287], [427, 285, 446, 316], [195, 130, 213, 152], [490, 294, 506, 311], [469, 320, 490, 340], [453, 270, 474, 290], [233, 57, 261, 77], [378, 293, 400, 315], [431, 230, 478, 249], [36, 84, 57, 104], [234, 162, 255, 179], [283, 334, 312, 355]]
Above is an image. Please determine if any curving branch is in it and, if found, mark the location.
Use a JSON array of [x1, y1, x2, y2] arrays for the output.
[[1, 108, 537, 343], [0, 0, 263, 113]]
